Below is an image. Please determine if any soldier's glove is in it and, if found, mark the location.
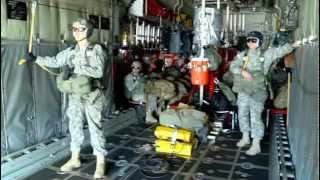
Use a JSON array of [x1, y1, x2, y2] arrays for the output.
[[25, 52, 36, 63]]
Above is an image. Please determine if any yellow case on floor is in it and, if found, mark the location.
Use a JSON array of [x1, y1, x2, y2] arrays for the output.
[[154, 125, 193, 143], [155, 139, 194, 159]]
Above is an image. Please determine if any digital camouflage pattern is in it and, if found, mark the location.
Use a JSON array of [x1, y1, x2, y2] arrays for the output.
[[35, 43, 108, 156], [124, 73, 146, 102], [144, 79, 176, 101], [237, 91, 267, 139], [230, 43, 293, 94], [230, 43, 293, 139]]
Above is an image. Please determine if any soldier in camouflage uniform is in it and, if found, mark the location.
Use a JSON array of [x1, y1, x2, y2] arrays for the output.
[[162, 54, 181, 78], [124, 61, 146, 123], [124, 61, 146, 103], [25, 18, 107, 178], [230, 31, 298, 156]]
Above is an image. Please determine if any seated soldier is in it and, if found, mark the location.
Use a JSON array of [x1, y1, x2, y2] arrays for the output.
[[162, 53, 181, 79], [146, 54, 163, 79], [149, 54, 158, 72], [124, 61, 146, 103], [176, 56, 189, 75]]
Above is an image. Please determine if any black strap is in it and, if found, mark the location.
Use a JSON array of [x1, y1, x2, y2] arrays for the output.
[[61, 66, 74, 80]]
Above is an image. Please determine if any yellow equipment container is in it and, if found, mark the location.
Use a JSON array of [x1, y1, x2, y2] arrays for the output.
[[155, 139, 194, 159], [154, 126, 193, 143]]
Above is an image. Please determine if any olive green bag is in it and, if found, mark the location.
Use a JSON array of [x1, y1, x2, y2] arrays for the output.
[[71, 75, 93, 96], [56, 73, 73, 93], [232, 73, 266, 94], [205, 48, 222, 71], [232, 56, 266, 94], [217, 81, 237, 106], [144, 79, 176, 101], [56, 74, 92, 96]]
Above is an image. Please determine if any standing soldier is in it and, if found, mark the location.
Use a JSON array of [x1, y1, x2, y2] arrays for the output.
[[230, 31, 299, 156], [24, 18, 107, 178]]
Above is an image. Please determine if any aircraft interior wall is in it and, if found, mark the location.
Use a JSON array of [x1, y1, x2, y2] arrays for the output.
[[0, 0, 319, 180], [1, 41, 65, 156], [284, 0, 319, 179], [1, 0, 111, 43], [289, 43, 319, 180]]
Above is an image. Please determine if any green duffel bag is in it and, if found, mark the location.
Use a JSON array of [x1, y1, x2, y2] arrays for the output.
[[217, 81, 237, 106], [205, 47, 222, 71], [144, 79, 176, 101], [273, 83, 288, 109], [70, 75, 93, 96], [232, 72, 266, 94], [159, 108, 208, 133], [56, 73, 73, 94]]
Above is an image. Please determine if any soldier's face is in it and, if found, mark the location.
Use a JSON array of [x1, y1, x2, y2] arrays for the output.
[[165, 58, 173, 67], [72, 22, 88, 42], [131, 65, 141, 75], [247, 38, 259, 49], [177, 58, 184, 67]]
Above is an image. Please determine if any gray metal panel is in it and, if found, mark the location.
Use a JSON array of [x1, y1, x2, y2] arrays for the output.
[[1, 105, 7, 156], [1, 67, 7, 156], [169, 31, 181, 53], [288, 43, 319, 180], [1, 41, 66, 156], [1, 41, 35, 154], [33, 44, 62, 142]]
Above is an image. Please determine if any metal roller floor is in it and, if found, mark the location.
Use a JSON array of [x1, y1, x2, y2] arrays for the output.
[[25, 121, 270, 180]]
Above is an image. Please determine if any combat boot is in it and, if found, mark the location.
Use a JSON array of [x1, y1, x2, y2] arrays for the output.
[[60, 151, 81, 172], [93, 154, 105, 179], [246, 138, 261, 156], [236, 132, 250, 147], [146, 111, 157, 124]]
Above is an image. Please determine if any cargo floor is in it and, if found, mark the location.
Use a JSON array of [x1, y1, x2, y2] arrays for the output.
[[25, 121, 270, 180]]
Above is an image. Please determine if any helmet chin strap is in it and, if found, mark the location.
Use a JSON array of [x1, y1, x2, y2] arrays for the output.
[[77, 36, 87, 43], [256, 38, 260, 47]]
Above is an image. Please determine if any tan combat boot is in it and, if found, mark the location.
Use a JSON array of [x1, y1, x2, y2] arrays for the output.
[[60, 151, 81, 172], [236, 132, 250, 147], [246, 138, 261, 156], [93, 154, 105, 179], [145, 111, 157, 124]]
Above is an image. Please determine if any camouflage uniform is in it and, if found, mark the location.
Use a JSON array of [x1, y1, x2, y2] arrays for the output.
[[230, 43, 293, 139], [124, 73, 145, 102], [35, 44, 108, 156]]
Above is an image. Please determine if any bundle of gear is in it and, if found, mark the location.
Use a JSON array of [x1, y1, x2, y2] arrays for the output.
[[154, 103, 208, 159]]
